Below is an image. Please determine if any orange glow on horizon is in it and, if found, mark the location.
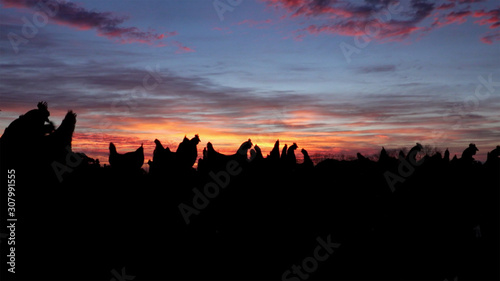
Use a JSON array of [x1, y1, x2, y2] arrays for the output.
[[71, 127, 491, 169], [0, 108, 493, 167]]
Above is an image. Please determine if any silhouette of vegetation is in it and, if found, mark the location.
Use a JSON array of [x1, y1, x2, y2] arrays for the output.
[[0, 102, 498, 280]]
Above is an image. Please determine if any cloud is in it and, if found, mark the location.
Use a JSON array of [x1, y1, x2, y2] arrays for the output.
[[266, 0, 434, 41], [432, 10, 472, 27], [172, 41, 195, 54], [480, 30, 500, 43], [428, 4, 500, 43], [431, 6, 500, 43], [452, 0, 486, 3], [264, 0, 500, 44], [358, 64, 396, 73], [0, 0, 186, 48], [437, 3, 455, 10], [472, 8, 500, 28]]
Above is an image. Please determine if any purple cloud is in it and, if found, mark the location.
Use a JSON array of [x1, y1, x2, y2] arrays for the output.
[[0, 0, 192, 50]]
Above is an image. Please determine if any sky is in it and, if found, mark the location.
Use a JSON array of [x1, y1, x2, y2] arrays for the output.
[[0, 0, 499, 164]]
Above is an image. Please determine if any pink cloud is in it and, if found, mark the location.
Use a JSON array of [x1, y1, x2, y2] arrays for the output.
[[480, 30, 500, 43], [263, 0, 434, 42], [473, 9, 500, 28], [173, 41, 195, 54], [431, 7, 499, 43], [437, 3, 456, 10], [263, 0, 500, 44], [432, 10, 472, 28], [0, 0, 179, 47]]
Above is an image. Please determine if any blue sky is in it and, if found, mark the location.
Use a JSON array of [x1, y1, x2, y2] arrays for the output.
[[1, 0, 499, 162]]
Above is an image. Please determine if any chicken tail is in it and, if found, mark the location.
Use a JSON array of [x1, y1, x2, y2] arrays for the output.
[[109, 142, 117, 154]]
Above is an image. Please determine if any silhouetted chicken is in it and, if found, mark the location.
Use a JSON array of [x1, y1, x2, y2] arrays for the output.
[[378, 147, 397, 167], [406, 142, 423, 164], [236, 138, 253, 157], [250, 145, 264, 162], [357, 152, 366, 161], [280, 143, 288, 162], [268, 140, 280, 161], [398, 150, 406, 159], [149, 139, 174, 175], [378, 147, 389, 163], [204, 142, 220, 161], [46, 110, 77, 161], [176, 134, 200, 169], [299, 148, 314, 169], [444, 148, 450, 163], [486, 146, 500, 162], [355, 152, 374, 171], [109, 143, 144, 171], [153, 138, 169, 158], [1, 101, 51, 150], [286, 143, 298, 167], [17, 101, 51, 136], [176, 136, 189, 153], [201, 139, 252, 172], [0, 101, 68, 170], [206, 139, 252, 161], [254, 145, 264, 160], [485, 145, 500, 169], [461, 143, 478, 163]]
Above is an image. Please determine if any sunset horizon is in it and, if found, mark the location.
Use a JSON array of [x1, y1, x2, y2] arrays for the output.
[[1, 0, 499, 165]]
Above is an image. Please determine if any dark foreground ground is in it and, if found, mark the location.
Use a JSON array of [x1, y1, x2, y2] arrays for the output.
[[1, 152, 499, 281]]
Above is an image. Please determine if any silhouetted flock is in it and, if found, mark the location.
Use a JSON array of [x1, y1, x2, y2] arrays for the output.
[[1, 103, 498, 280]]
